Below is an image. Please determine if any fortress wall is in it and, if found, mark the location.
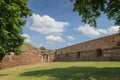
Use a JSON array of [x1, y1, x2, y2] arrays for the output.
[[55, 34, 120, 61], [57, 34, 120, 55], [55, 48, 120, 61]]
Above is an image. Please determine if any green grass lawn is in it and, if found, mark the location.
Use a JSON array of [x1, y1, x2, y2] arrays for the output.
[[0, 61, 120, 80]]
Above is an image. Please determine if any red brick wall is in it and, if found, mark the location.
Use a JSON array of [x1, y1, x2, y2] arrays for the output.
[[0, 54, 41, 69], [57, 34, 120, 54], [55, 34, 120, 61], [54, 48, 120, 61]]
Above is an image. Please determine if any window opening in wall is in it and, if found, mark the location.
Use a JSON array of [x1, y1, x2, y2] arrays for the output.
[[66, 53, 68, 57], [65, 53, 69, 59], [77, 51, 80, 58], [110, 38, 115, 43], [60, 51, 62, 54], [112, 40, 115, 43], [96, 48, 102, 57], [55, 52, 57, 55]]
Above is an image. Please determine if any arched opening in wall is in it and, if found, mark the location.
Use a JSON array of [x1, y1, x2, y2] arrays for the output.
[[96, 48, 102, 57], [43, 54, 48, 62], [60, 51, 62, 53], [54, 52, 57, 56], [66, 53, 68, 58], [77, 51, 81, 58]]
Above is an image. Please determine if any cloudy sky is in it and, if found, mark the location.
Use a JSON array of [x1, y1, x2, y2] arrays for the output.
[[22, 0, 120, 49]]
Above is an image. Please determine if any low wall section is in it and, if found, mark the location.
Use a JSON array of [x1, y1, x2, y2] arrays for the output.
[[0, 54, 41, 69]]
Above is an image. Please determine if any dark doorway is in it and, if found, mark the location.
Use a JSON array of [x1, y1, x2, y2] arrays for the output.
[[60, 51, 62, 54], [66, 53, 68, 58], [96, 48, 102, 57], [43, 54, 48, 62], [77, 51, 81, 58]]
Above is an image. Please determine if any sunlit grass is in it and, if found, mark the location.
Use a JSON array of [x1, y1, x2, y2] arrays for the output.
[[0, 61, 120, 80]]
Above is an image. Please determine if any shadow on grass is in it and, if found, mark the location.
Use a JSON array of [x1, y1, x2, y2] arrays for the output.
[[0, 74, 9, 76], [20, 67, 120, 80]]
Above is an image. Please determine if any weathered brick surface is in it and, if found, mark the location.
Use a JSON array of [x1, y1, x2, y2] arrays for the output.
[[0, 50, 56, 69], [55, 49, 120, 61], [0, 43, 42, 69], [0, 54, 41, 69], [55, 34, 120, 61], [21, 43, 41, 54]]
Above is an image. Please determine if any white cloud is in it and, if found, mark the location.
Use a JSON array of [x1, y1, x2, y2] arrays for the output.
[[46, 35, 64, 42], [22, 34, 31, 43], [108, 26, 120, 34], [67, 36, 75, 41], [30, 13, 69, 35], [75, 25, 120, 37], [97, 29, 108, 34], [75, 25, 100, 36]]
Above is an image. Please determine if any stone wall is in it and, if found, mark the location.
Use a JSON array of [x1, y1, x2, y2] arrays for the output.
[[21, 43, 41, 54], [56, 34, 120, 55], [0, 43, 43, 69], [0, 50, 56, 69], [54, 48, 120, 61], [0, 54, 41, 69], [41, 50, 56, 62], [55, 34, 120, 61]]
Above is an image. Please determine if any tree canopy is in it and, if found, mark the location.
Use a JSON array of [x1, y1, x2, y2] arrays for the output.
[[40, 47, 46, 50], [0, 0, 32, 55], [72, 0, 120, 27]]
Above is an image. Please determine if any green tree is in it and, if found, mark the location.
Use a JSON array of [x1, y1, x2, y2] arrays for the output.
[[40, 47, 46, 50], [72, 0, 120, 27], [0, 0, 32, 55]]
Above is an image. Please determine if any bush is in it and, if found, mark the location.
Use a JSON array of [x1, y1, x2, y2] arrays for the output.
[[40, 47, 46, 50], [117, 41, 120, 46], [0, 46, 5, 60], [14, 48, 22, 55], [0, 46, 5, 54]]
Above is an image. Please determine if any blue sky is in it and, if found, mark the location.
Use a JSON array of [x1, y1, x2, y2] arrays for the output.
[[22, 0, 119, 49]]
